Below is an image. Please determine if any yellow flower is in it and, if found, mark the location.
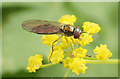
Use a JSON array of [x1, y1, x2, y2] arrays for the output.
[[82, 22, 101, 34], [27, 54, 43, 72], [94, 44, 112, 60], [79, 33, 93, 47], [41, 35, 59, 46], [59, 15, 76, 26], [72, 47, 87, 58], [48, 46, 64, 64], [59, 36, 71, 49], [69, 58, 87, 75], [70, 36, 80, 44], [63, 57, 73, 68]]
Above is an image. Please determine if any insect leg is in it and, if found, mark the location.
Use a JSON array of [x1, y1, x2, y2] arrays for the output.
[[49, 35, 63, 62]]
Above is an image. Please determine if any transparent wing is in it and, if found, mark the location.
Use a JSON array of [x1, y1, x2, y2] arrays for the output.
[[22, 20, 61, 34]]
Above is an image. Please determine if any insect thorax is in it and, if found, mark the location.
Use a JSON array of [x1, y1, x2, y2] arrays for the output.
[[60, 25, 74, 36]]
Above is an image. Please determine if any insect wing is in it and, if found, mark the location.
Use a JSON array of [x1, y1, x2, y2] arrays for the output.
[[22, 20, 61, 34]]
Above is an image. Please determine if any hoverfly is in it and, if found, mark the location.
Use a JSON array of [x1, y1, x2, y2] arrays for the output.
[[22, 20, 83, 61]]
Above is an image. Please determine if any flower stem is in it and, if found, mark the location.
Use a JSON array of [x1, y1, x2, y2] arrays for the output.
[[75, 44, 79, 49], [41, 63, 55, 68], [86, 59, 119, 64], [70, 43, 74, 51], [64, 50, 70, 56], [64, 69, 70, 78]]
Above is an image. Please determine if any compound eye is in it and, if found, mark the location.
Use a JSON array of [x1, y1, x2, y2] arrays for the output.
[[73, 27, 81, 39], [74, 30, 80, 39]]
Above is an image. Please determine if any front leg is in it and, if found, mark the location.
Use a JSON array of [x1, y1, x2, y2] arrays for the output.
[[49, 36, 63, 62]]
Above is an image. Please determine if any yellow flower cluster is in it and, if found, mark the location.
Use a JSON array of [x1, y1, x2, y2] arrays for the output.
[[94, 44, 112, 60], [59, 15, 76, 26], [63, 57, 73, 68], [27, 55, 43, 72], [63, 57, 87, 75], [72, 47, 87, 58], [82, 22, 101, 34], [79, 33, 93, 47], [26, 15, 112, 75], [69, 58, 87, 75], [59, 36, 71, 49], [48, 46, 64, 64], [41, 35, 58, 46]]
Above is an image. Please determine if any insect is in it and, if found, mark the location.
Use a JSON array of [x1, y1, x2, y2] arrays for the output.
[[22, 20, 83, 61]]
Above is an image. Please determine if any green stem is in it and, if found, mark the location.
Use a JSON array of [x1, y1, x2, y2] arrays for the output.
[[86, 59, 119, 64], [70, 42, 74, 51], [41, 63, 55, 68], [66, 49, 71, 53], [75, 44, 79, 49], [64, 50, 70, 56], [64, 69, 70, 78], [41, 59, 119, 69]]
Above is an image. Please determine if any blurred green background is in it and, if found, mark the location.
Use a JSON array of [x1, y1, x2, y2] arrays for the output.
[[2, 2, 118, 77]]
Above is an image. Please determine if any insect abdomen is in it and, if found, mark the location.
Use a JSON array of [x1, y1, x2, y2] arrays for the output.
[[60, 25, 74, 36]]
